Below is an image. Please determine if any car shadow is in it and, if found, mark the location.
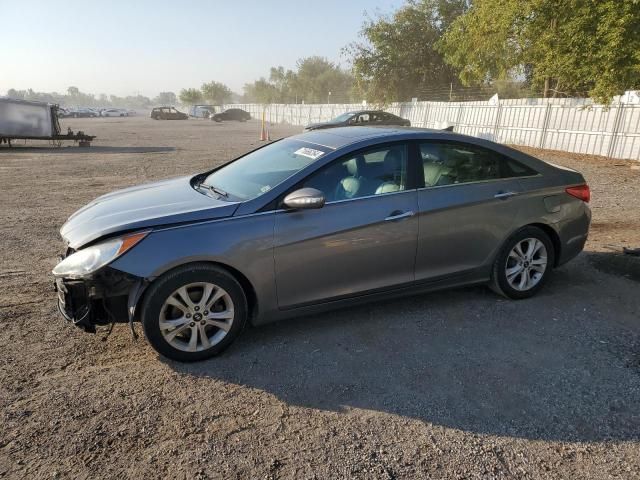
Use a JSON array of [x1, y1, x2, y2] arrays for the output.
[[0, 146, 175, 154], [588, 250, 640, 283], [164, 256, 640, 443]]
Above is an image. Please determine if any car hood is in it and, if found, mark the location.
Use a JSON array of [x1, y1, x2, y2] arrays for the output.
[[60, 176, 239, 249]]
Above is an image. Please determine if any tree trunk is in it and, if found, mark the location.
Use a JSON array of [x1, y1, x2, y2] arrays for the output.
[[544, 78, 550, 98]]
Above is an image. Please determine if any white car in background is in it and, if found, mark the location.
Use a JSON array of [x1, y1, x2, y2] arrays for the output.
[[101, 108, 128, 117]]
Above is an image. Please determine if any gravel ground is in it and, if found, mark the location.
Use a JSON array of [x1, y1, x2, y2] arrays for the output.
[[1, 117, 639, 479]]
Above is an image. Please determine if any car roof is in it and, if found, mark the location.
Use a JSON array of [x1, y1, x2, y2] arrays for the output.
[[291, 126, 464, 150], [345, 110, 389, 115], [290, 126, 555, 175]]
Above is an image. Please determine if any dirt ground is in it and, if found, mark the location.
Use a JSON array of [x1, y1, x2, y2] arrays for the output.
[[1, 116, 639, 480]]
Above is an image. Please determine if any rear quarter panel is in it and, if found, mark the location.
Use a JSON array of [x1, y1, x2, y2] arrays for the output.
[[514, 173, 591, 265]]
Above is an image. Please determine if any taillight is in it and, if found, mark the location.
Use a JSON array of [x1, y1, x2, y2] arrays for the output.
[[566, 184, 590, 203]]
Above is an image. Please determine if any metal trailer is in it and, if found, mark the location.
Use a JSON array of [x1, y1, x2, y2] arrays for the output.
[[0, 97, 96, 147]]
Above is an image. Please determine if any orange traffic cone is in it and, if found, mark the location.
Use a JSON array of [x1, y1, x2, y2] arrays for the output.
[[266, 123, 272, 141], [260, 109, 267, 141]]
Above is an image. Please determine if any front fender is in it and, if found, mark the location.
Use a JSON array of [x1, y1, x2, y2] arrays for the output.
[[109, 212, 277, 320]]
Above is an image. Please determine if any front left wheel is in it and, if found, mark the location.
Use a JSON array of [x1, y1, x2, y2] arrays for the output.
[[141, 264, 247, 362]]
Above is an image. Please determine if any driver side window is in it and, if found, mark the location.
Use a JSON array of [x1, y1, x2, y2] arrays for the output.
[[302, 144, 408, 202]]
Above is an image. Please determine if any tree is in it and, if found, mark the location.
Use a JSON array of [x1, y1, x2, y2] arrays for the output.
[[345, 0, 468, 103], [269, 66, 299, 103], [295, 56, 354, 103], [243, 57, 354, 104], [179, 88, 203, 105], [123, 94, 152, 109], [6, 89, 26, 99], [243, 78, 280, 104], [201, 81, 232, 105], [438, 0, 640, 103], [154, 91, 177, 105]]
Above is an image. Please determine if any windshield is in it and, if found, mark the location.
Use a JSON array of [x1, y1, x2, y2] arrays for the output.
[[202, 139, 330, 201], [330, 112, 354, 123]]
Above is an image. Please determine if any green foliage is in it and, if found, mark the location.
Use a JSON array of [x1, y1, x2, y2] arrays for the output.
[[437, 0, 524, 86], [295, 56, 354, 103], [439, 0, 640, 103], [268, 66, 299, 103], [201, 81, 232, 105], [345, 0, 469, 103], [154, 91, 177, 105], [243, 56, 354, 104], [243, 78, 280, 104], [178, 88, 203, 105]]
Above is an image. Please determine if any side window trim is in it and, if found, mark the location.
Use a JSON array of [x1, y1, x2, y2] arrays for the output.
[[323, 188, 415, 206]]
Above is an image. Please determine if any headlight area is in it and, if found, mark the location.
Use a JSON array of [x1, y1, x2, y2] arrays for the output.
[[53, 232, 148, 333]]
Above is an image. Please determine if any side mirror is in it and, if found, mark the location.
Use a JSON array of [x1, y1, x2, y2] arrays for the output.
[[283, 188, 325, 210]]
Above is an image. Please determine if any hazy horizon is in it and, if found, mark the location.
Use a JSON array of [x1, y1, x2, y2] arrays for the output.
[[1, 0, 403, 98]]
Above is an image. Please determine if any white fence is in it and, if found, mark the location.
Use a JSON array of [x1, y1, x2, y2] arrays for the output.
[[225, 100, 640, 161]]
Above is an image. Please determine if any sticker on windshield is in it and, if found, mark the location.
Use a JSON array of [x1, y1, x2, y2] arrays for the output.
[[294, 147, 325, 160]]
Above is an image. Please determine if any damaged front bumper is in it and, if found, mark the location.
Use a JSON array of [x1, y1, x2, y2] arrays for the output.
[[54, 266, 143, 333]]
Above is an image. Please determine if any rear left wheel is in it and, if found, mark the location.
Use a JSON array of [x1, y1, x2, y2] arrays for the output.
[[141, 264, 247, 361], [490, 226, 555, 299]]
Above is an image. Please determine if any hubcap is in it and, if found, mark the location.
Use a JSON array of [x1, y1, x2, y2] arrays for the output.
[[159, 282, 234, 352], [505, 238, 548, 291]]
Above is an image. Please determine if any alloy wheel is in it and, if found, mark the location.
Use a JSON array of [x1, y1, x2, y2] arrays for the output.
[[159, 282, 234, 352], [505, 238, 548, 291]]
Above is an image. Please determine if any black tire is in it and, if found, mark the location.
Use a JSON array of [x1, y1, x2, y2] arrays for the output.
[[490, 226, 555, 299], [141, 263, 247, 362]]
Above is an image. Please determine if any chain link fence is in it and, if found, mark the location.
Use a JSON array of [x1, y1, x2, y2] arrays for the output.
[[226, 99, 640, 161]]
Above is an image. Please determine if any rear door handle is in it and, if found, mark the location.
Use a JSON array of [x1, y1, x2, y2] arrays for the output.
[[494, 191, 518, 200], [385, 210, 415, 221]]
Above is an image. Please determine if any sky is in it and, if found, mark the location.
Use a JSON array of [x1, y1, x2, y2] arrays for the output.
[[0, 0, 404, 98]]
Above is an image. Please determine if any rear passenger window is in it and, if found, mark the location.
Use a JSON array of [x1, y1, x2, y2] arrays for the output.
[[420, 142, 537, 187]]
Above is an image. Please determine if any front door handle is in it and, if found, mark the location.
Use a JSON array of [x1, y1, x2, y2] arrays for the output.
[[385, 210, 415, 221], [494, 191, 518, 200]]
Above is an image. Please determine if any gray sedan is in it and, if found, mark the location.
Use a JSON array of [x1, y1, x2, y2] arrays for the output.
[[53, 127, 591, 361]]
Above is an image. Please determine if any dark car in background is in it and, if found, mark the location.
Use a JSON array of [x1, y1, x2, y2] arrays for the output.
[[53, 126, 590, 362], [151, 107, 189, 120], [210, 108, 251, 122], [305, 110, 410, 131]]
